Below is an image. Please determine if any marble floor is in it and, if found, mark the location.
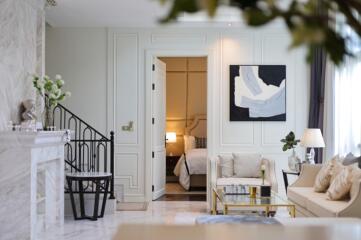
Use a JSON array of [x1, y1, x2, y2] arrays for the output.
[[39, 201, 208, 240], [38, 201, 357, 240]]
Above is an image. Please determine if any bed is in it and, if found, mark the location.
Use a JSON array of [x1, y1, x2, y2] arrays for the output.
[[173, 115, 207, 191]]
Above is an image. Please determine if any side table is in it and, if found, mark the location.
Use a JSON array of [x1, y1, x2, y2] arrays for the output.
[[66, 172, 112, 221], [282, 169, 300, 193]]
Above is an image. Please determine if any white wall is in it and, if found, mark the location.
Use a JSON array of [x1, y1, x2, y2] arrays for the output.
[[46, 24, 309, 202], [45, 27, 108, 133], [0, 0, 44, 129]]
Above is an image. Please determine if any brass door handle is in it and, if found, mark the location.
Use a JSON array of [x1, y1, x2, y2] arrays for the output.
[[121, 121, 134, 132]]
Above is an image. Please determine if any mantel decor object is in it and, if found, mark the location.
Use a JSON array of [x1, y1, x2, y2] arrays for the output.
[[33, 74, 71, 130]]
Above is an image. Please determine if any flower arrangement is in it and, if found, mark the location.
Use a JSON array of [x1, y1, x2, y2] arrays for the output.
[[281, 131, 301, 171], [280, 131, 300, 152], [33, 74, 71, 129]]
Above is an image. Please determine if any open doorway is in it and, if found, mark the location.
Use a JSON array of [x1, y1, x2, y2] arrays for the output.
[[152, 57, 208, 201]]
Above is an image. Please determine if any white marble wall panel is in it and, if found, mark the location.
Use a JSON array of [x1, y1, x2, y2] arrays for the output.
[[0, 0, 44, 130]]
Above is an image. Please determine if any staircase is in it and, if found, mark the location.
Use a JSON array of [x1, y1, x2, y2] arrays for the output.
[[52, 103, 115, 199]]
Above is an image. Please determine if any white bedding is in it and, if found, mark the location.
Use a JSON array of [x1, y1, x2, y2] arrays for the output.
[[173, 148, 207, 190]]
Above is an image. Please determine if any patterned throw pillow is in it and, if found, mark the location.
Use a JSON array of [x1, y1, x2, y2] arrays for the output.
[[349, 166, 361, 199], [326, 165, 354, 200], [314, 156, 339, 192], [195, 137, 207, 148], [330, 160, 344, 183]]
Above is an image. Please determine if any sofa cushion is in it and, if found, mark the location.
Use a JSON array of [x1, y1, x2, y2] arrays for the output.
[[288, 187, 349, 217], [288, 187, 313, 207], [218, 155, 233, 178], [306, 192, 349, 217], [216, 177, 269, 187], [232, 153, 262, 178]]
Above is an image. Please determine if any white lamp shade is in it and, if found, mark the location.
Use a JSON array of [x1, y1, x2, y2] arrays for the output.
[[166, 132, 177, 143], [300, 128, 325, 148]]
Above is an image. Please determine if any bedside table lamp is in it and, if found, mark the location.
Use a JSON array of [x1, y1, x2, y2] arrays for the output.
[[300, 128, 325, 164], [166, 132, 177, 156]]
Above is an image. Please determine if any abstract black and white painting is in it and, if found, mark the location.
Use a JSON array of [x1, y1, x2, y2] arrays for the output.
[[230, 65, 286, 121]]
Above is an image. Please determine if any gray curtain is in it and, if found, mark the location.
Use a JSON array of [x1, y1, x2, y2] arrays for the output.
[[308, 46, 326, 163]]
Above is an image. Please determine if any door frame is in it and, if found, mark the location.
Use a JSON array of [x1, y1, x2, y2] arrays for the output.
[[145, 49, 217, 207]]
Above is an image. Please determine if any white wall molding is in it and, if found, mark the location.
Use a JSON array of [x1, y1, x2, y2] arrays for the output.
[[47, 26, 308, 204], [151, 33, 207, 45]]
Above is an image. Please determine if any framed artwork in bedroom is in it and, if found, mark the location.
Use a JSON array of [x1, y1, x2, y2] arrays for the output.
[[230, 65, 286, 121]]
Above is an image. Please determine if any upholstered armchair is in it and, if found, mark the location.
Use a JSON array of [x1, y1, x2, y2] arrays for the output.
[[211, 154, 278, 193]]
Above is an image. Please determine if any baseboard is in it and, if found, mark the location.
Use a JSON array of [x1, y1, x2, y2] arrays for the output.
[[123, 194, 146, 202]]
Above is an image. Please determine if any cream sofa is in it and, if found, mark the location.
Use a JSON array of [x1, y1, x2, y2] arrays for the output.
[[211, 155, 278, 193], [287, 164, 361, 217]]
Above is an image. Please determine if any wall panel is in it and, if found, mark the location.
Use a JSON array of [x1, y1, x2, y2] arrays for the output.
[[114, 33, 139, 145], [47, 26, 308, 202]]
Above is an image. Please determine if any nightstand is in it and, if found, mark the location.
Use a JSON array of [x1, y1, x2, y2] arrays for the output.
[[166, 155, 181, 182]]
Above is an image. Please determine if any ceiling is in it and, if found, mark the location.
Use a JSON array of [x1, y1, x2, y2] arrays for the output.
[[45, 0, 249, 28], [45, 0, 171, 27]]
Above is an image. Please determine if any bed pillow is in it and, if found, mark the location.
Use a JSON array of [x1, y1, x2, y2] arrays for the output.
[[218, 155, 234, 178], [314, 156, 339, 192], [195, 137, 207, 148], [184, 135, 196, 152], [232, 153, 262, 178], [327, 165, 354, 200]]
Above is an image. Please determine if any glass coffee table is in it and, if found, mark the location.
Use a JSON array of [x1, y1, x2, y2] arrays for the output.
[[212, 187, 296, 217]]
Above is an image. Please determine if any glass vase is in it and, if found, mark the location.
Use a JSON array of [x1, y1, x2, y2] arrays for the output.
[[43, 98, 54, 130], [288, 149, 300, 171]]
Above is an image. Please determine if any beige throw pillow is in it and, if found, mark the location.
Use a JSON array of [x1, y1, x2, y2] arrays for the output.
[[330, 160, 344, 183], [218, 155, 233, 178], [314, 157, 338, 192], [327, 165, 354, 200], [350, 167, 361, 199], [232, 153, 262, 178]]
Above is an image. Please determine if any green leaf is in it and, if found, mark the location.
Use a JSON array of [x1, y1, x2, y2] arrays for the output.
[[243, 8, 276, 26], [159, 0, 200, 23]]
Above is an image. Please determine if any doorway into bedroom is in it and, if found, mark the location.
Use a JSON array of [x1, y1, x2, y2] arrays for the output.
[[152, 57, 207, 201]]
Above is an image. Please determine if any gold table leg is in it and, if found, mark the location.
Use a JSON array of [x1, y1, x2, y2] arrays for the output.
[[265, 206, 269, 217], [290, 206, 296, 218], [223, 205, 228, 215], [211, 189, 217, 215]]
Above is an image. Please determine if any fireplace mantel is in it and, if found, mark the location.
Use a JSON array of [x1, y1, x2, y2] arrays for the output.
[[0, 131, 68, 240]]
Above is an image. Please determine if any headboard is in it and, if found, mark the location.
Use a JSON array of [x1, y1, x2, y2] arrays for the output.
[[185, 114, 207, 138]]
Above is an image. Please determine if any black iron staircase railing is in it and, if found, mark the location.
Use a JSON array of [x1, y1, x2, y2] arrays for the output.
[[52, 103, 115, 199]]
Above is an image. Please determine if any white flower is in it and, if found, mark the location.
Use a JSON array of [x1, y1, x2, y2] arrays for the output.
[[37, 80, 44, 88], [51, 84, 58, 92], [261, 164, 266, 171], [55, 74, 62, 80], [49, 93, 56, 99], [55, 89, 61, 98], [56, 79, 64, 87]]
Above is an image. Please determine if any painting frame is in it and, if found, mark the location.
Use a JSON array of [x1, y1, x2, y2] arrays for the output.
[[230, 65, 287, 122]]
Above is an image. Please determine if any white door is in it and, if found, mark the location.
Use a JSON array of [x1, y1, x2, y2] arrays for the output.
[[152, 58, 166, 200]]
